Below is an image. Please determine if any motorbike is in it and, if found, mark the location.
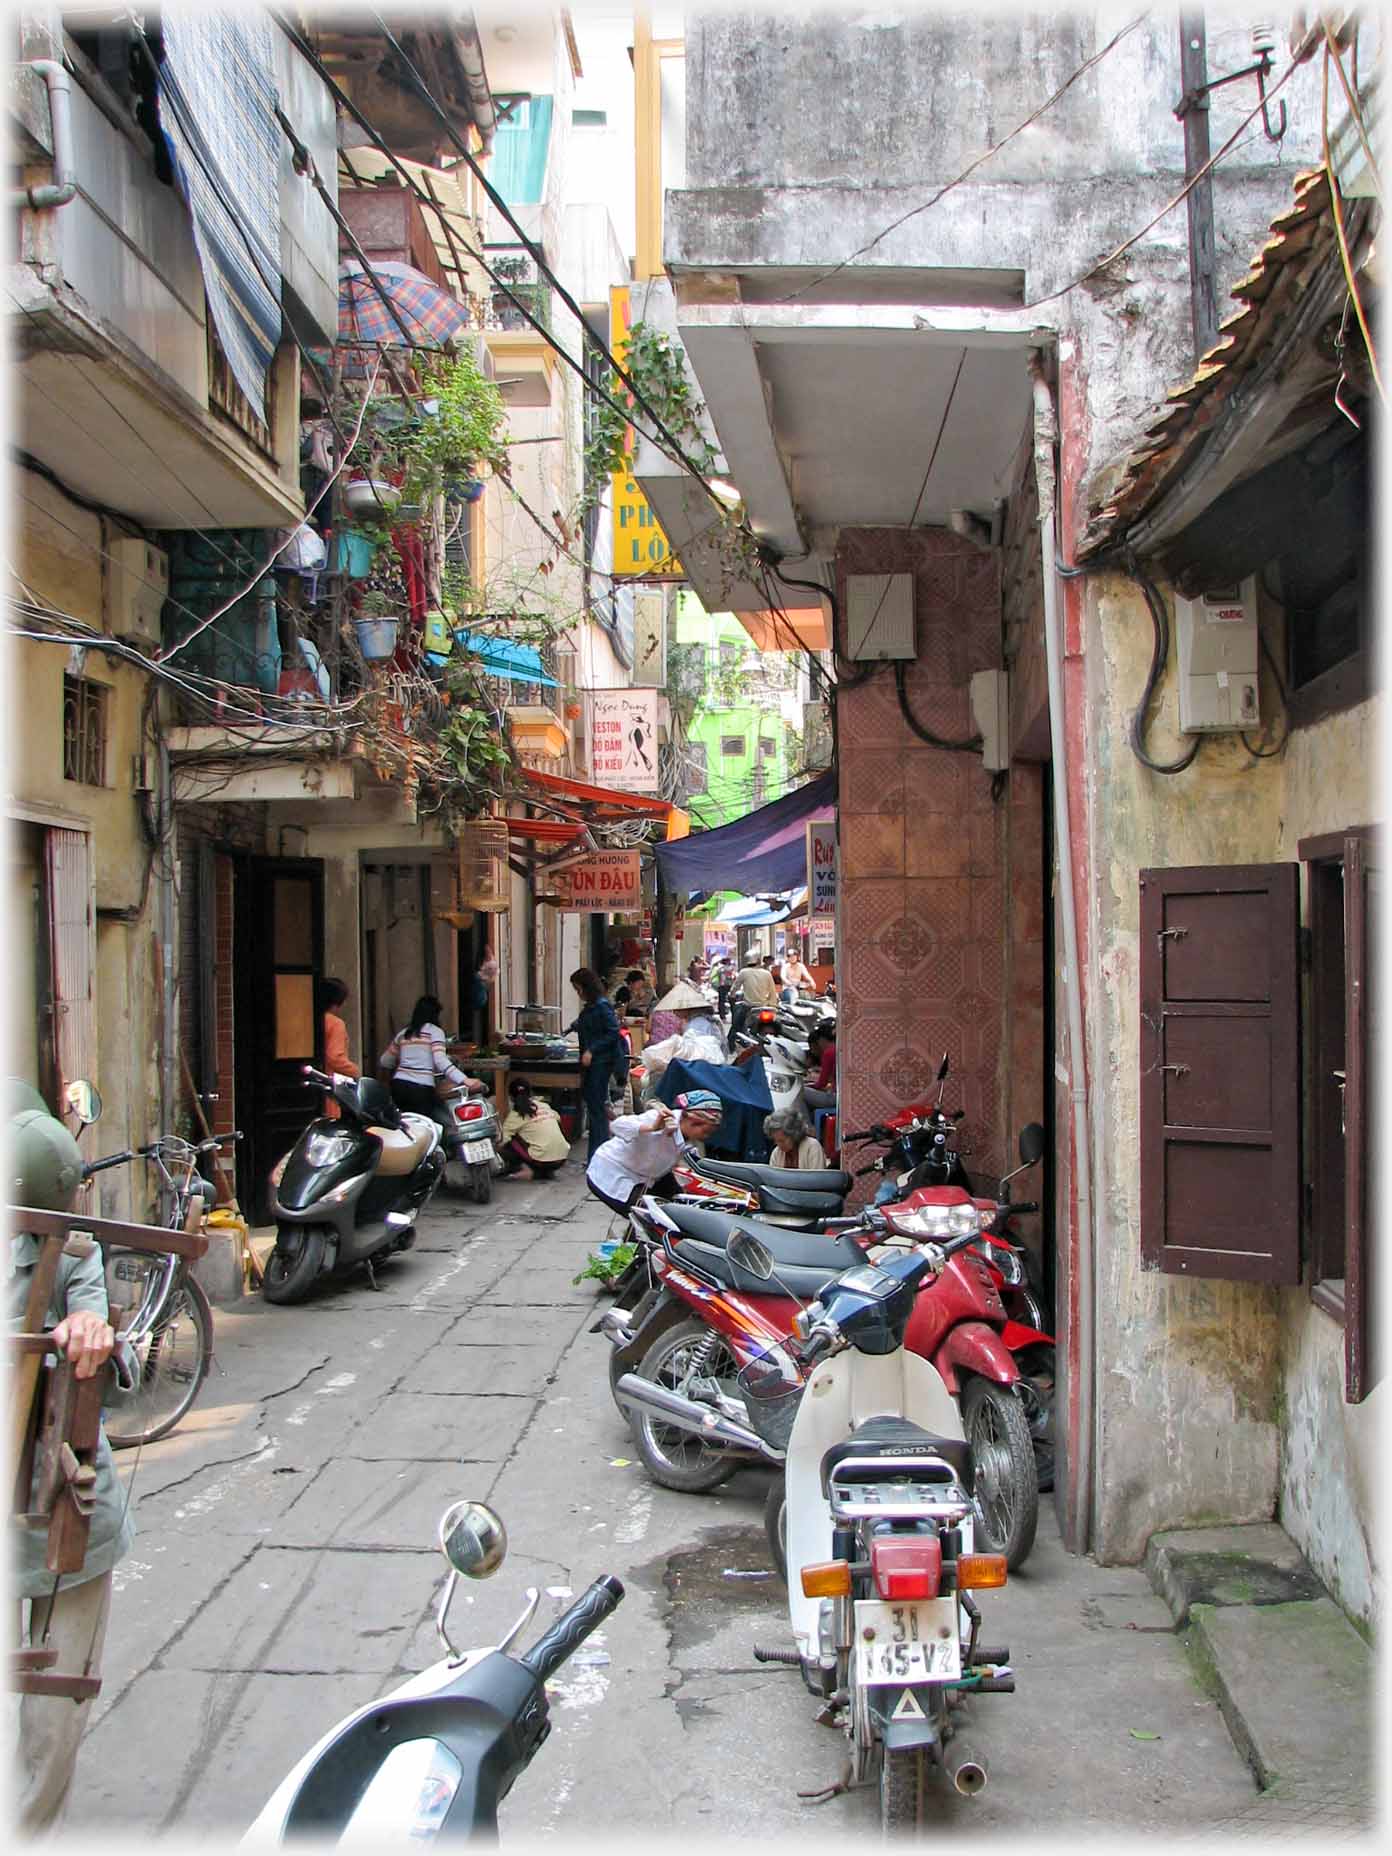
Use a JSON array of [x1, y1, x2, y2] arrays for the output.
[[263, 1067, 444, 1304], [609, 1172, 1040, 1567], [731, 1227, 1013, 1829], [244, 1500, 623, 1843], [669, 1152, 853, 1226], [437, 1078, 501, 1205]]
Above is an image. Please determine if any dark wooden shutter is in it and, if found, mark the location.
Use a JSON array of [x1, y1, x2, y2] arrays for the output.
[[1139, 863, 1299, 1281], [44, 827, 95, 1107], [1343, 834, 1377, 1401]]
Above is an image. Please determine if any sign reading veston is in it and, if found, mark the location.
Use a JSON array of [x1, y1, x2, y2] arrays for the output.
[[554, 850, 642, 913], [609, 286, 681, 578], [806, 821, 837, 915], [591, 689, 661, 794]]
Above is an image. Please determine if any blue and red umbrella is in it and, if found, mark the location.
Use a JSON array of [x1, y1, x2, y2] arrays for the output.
[[337, 259, 472, 349]]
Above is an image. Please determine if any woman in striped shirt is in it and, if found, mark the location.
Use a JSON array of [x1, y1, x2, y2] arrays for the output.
[[379, 995, 476, 1122]]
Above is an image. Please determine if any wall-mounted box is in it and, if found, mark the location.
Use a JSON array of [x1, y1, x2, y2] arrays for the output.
[[1175, 579, 1260, 733]]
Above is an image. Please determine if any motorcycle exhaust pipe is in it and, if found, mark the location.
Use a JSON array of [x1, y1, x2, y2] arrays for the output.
[[594, 1308, 634, 1347], [948, 1744, 989, 1796], [613, 1373, 781, 1461]]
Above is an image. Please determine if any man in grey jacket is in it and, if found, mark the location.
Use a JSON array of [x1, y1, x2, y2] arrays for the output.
[[9, 1098, 140, 1832]]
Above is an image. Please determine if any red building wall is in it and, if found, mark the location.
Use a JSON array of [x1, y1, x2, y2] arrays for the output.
[[834, 527, 1045, 1199]]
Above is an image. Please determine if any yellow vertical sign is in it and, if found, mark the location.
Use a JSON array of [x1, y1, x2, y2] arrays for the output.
[[610, 285, 681, 577]]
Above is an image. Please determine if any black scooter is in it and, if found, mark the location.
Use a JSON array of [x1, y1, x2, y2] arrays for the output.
[[263, 1067, 444, 1304]]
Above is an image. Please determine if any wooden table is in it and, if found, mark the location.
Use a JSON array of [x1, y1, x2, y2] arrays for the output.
[[449, 1051, 511, 1119]]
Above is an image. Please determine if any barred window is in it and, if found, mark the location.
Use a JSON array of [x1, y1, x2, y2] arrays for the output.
[[720, 735, 744, 757], [62, 677, 108, 786]]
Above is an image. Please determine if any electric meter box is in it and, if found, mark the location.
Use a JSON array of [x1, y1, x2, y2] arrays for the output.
[[1175, 579, 1261, 733]]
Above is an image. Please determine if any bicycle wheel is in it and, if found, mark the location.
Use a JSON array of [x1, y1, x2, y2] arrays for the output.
[[105, 1272, 213, 1449]]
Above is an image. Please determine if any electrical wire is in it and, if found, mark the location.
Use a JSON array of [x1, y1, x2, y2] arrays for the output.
[[1240, 612, 1292, 759], [1321, 44, 1384, 402], [1026, 51, 1300, 313], [160, 356, 383, 660], [1322, 19, 1382, 206], [780, 15, 1147, 303], [1123, 553, 1201, 775], [893, 660, 983, 756]]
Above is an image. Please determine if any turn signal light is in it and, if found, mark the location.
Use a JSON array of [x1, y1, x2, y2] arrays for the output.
[[956, 1553, 1008, 1589], [800, 1560, 852, 1598]]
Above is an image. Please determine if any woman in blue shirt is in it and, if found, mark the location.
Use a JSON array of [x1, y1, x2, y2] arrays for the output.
[[568, 967, 624, 1162]]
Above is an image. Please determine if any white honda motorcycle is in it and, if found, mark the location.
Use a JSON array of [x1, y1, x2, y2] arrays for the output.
[[731, 1229, 1015, 1831]]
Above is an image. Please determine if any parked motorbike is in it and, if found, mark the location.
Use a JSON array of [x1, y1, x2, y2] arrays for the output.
[[609, 1174, 1039, 1567], [731, 1228, 1012, 1829], [437, 1078, 501, 1205], [243, 1500, 623, 1842], [670, 1153, 853, 1226], [263, 1068, 444, 1304]]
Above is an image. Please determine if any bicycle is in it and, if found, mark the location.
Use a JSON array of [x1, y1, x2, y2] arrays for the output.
[[82, 1132, 239, 1448]]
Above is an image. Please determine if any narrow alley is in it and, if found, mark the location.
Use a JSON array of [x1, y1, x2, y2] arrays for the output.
[[66, 1176, 1262, 1842]]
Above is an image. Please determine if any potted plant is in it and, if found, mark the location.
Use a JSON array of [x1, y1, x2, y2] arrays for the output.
[[353, 588, 401, 662], [400, 348, 508, 508]]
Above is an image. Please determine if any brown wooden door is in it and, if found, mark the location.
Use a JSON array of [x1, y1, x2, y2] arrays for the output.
[[1343, 834, 1377, 1400], [1139, 864, 1300, 1282]]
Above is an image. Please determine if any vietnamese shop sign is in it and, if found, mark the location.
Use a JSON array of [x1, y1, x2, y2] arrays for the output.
[[591, 689, 661, 793], [554, 850, 642, 912], [806, 821, 837, 914]]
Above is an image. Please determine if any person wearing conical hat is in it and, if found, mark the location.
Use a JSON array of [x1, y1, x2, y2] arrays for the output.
[[649, 979, 721, 1049]]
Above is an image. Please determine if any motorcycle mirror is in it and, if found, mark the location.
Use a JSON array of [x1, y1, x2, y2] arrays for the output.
[[63, 1078, 102, 1125], [1019, 1122, 1046, 1167], [726, 1229, 775, 1280], [437, 1501, 507, 1580]]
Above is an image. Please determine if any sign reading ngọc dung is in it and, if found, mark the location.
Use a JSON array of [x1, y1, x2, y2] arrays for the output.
[[590, 688, 661, 793], [553, 850, 642, 913], [609, 286, 682, 579], [806, 821, 837, 914]]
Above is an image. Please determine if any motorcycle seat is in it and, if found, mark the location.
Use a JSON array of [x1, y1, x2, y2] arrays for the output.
[[757, 1186, 846, 1217], [661, 1200, 864, 1271], [672, 1237, 847, 1301], [691, 1158, 854, 1196], [821, 1416, 974, 1491], [369, 1116, 436, 1177]]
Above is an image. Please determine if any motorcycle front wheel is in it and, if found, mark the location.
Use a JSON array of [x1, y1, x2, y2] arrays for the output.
[[633, 1318, 742, 1493], [962, 1377, 1038, 1570], [764, 1474, 787, 1581], [263, 1226, 328, 1305]]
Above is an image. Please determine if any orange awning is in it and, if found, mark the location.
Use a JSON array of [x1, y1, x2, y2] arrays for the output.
[[521, 769, 674, 822], [504, 818, 588, 844]]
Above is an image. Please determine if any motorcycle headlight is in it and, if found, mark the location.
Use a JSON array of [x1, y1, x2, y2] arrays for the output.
[[888, 1203, 982, 1239], [304, 1129, 357, 1167]]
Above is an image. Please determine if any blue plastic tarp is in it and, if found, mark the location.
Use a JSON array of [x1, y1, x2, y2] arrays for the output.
[[655, 770, 835, 897], [656, 1057, 772, 1163], [456, 630, 558, 684]]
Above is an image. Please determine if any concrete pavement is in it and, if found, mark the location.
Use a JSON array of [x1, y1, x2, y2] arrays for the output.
[[56, 1171, 1332, 1844]]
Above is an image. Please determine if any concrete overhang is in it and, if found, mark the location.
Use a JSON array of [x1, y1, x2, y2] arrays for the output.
[[636, 299, 1051, 624]]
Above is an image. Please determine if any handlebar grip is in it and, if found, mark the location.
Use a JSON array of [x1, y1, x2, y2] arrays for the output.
[[517, 1575, 625, 1685], [1003, 1200, 1039, 1216], [81, 1150, 134, 1178]]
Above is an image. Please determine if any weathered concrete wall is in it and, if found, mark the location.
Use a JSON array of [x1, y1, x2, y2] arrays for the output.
[[1273, 694, 1381, 1627], [8, 471, 162, 1201], [1078, 569, 1382, 1600], [672, 10, 1325, 486]]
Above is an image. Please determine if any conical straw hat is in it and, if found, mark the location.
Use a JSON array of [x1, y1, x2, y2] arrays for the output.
[[654, 980, 709, 1012]]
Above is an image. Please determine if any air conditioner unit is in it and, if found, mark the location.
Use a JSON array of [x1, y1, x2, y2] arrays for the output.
[[1175, 579, 1260, 733], [106, 536, 168, 650]]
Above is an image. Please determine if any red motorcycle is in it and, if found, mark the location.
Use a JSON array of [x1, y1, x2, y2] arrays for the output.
[[609, 1175, 1040, 1569]]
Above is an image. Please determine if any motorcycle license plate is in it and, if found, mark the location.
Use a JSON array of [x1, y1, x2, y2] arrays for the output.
[[855, 1598, 961, 1685], [462, 1140, 495, 1163]]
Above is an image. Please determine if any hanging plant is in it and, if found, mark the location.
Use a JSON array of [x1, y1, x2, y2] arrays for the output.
[[400, 347, 509, 506], [584, 321, 721, 498]]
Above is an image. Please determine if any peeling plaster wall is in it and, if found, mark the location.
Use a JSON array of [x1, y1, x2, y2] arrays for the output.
[[1273, 694, 1382, 1626], [1081, 573, 1382, 1607]]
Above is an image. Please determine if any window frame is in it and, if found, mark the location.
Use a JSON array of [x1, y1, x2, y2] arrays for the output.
[[62, 675, 109, 788], [1299, 824, 1378, 1402]]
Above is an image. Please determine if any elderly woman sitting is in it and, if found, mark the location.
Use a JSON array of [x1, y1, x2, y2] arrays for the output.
[[764, 1106, 828, 1170]]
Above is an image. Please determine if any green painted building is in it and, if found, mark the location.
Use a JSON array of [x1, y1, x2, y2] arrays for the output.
[[669, 591, 806, 829]]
